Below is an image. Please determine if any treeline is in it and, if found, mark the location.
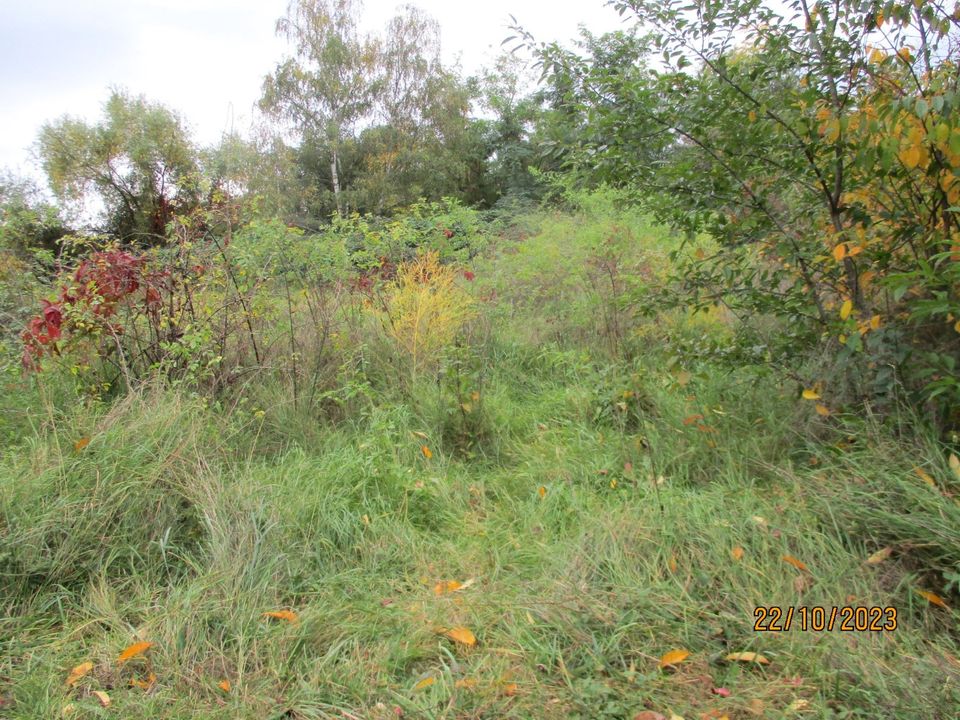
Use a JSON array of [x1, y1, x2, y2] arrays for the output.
[[3, 0, 960, 432]]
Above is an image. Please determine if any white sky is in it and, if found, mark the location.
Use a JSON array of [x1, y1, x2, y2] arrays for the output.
[[0, 0, 630, 181]]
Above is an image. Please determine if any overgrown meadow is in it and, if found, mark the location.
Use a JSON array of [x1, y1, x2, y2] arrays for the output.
[[2, 189, 958, 719]]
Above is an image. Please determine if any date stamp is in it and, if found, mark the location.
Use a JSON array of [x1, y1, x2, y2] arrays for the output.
[[754, 606, 897, 632]]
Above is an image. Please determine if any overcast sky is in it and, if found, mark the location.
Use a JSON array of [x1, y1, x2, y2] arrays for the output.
[[0, 0, 629, 180]]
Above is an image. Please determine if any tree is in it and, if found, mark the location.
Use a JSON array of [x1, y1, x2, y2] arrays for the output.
[[260, 0, 376, 216], [37, 90, 200, 242], [0, 172, 69, 257], [524, 0, 960, 422]]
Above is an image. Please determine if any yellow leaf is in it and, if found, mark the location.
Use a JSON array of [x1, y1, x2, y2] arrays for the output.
[[915, 467, 937, 488], [65, 661, 93, 687], [433, 580, 462, 596], [782, 555, 809, 571], [950, 454, 960, 481], [840, 299, 853, 320], [117, 641, 153, 664], [218, 679, 231, 692], [444, 627, 477, 646], [470, 391, 480, 402], [91, 691, 111, 708], [916, 589, 950, 609], [866, 547, 893, 565], [869, 47, 886, 64], [262, 610, 299, 624], [870, 315, 881, 330], [833, 244, 847, 261], [658, 649, 690, 669], [725, 651, 770, 664], [73, 438, 90, 452], [130, 672, 156, 690], [411, 431, 428, 440], [731, 546, 744, 561], [748, 110, 757, 122], [455, 677, 478, 689], [789, 699, 810, 711], [900, 145, 922, 169], [413, 676, 435, 691], [538, 485, 547, 498], [802, 389, 820, 400], [815, 404, 831, 417], [421, 445, 432, 459]]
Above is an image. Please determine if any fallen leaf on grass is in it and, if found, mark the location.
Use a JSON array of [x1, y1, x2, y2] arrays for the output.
[[782, 555, 809, 572], [668, 555, 678, 573], [218, 679, 231, 692], [814, 403, 831, 417], [117, 641, 153, 663], [443, 627, 477, 646], [789, 699, 810, 711], [801, 389, 820, 400], [91, 691, 111, 708], [915, 467, 937, 488], [421, 445, 432, 459], [682, 414, 704, 426], [731, 546, 744, 561], [865, 547, 893, 565], [502, 682, 519, 696], [413, 676, 435, 691], [74, 438, 90, 452], [434, 580, 462, 596], [454, 677, 478, 689], [65, 662, 93, 687], [130, 672, 156, 690], [632, 713, 667, 720], [262, 610, 299, 624], [538, 485, 546, 498], [916, 589, 950, 609], [711, 687, 731, 697], [725, 651, 770, 664], [950, 454, 960, 481], [658, 649, 690, 669], [411, 431, 428, 440]]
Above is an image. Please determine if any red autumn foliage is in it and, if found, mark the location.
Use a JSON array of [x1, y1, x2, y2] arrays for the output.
[[21, 250, 160, 370]]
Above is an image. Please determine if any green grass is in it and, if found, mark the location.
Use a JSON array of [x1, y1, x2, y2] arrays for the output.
[[2, 197, 959, 719]]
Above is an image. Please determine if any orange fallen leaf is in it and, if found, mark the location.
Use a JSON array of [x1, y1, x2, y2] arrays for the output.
[[130, 672, 157, 690], [865, 547, 892, 565], [444, 627, 477, 646], [782, 555, 809, 572], [117, 641, 153, 663], [413, 676, 435, 691], [73, 438, 90, 452], [916, 589, 949, 609], [682, 414, 704, 426], [668, 554, 678, 573], [218, 679, 231, 692], [421, 445, 433, 459], [725, 651, 770, 664], [538, 485, 546, 498], [658, 649, 690, 669], [731, 546, 744, 561], [433, 580, 462, 596], [91, 690, 111, 707], [814, 403, 831, 417], [65, 661, 93, 687], [454, 677, 478, 689], [262, 610, 299, 623], [502, 682, 519, 696], [915, 467, 937, 488]]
